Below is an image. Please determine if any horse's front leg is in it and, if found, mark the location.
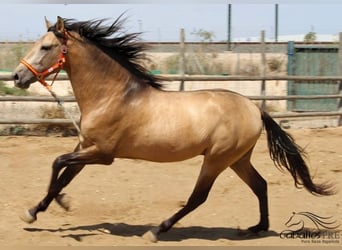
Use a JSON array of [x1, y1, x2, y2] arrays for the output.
[[20, 154, 79, 223], [20, 145, 113, 223], [53, 143, 83, 211]]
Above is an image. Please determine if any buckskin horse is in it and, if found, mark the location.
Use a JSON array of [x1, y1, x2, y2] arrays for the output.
[[12, 16, 334, 242]]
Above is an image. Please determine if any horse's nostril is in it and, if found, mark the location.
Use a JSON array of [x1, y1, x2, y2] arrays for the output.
[[13, 73, 23, 87], [13, 73, 19, 81]]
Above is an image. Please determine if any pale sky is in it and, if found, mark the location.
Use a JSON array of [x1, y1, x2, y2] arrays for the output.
[[0, 0, 341, 42]]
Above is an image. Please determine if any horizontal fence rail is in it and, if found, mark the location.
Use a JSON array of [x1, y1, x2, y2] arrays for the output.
[[163, 75, 342, 82], [0, 118, 74, 125], [2, 74, 342, 82], [1, 112, 341, 125], [0, 94, 341, 102], [0, 74, 341, 125]]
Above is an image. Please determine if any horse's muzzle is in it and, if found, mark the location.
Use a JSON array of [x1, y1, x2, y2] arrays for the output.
[[12, 71, 34, 89]]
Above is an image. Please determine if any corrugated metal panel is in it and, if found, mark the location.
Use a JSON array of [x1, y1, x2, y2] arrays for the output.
[[287, 43, 340, 111]]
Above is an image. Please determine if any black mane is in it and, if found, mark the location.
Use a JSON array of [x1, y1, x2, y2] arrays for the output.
[[51, 16, 163, 89]]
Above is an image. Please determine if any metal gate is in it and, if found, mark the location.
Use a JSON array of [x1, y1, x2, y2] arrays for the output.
[[287, 42, 340, 111]]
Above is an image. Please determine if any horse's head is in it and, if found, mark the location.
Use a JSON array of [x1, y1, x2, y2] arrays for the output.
[[13, 17, 67, 89]]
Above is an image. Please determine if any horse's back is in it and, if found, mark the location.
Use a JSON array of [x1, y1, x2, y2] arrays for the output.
[[164, 88, 263, 136]]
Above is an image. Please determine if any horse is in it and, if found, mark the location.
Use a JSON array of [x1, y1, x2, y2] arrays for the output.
[[12, 16, 334, 242]]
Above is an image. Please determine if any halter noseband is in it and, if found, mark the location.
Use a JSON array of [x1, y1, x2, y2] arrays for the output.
[[20, 31, 68, 91]]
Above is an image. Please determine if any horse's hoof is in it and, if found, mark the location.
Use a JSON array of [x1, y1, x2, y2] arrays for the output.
[[248, 223, 269, 233], [55, 193, 70, 211], [142, 230, 158, 243], [19, 209, 36, 224]]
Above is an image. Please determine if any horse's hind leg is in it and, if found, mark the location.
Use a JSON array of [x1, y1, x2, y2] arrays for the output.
[[231, 149, 269, 233], [144, 156, 227, 242]]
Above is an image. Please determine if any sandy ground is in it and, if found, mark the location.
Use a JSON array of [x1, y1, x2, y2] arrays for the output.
[[0, 127, 341, 246]]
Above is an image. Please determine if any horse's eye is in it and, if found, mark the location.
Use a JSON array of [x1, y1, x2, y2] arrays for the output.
[[41, 45, 52, 51]]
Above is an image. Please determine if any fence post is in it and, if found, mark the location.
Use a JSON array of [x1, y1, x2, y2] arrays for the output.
[[227, 3, 232, 51], [179, 28, 186, 91], [260, 30, 266, 110], [287, 41, 295, 111], [338, 32, 342, 126]]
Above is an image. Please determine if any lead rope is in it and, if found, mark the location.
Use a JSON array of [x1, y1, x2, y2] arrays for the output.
[[44, 79, 82, 140], [50, 90, 81, 134]]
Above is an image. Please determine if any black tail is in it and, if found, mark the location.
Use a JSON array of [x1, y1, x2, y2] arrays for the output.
[[261, 111, 335, 196]]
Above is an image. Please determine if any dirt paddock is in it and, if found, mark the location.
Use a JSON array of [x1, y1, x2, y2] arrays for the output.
[[0, 127, 341, 246]]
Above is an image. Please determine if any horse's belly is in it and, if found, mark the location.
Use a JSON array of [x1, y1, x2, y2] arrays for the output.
[[133, 151, 202, 162], [117, 137, 207, 162]]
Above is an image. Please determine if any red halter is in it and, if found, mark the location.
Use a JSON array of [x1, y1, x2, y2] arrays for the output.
[[20, 32, 68, 91]]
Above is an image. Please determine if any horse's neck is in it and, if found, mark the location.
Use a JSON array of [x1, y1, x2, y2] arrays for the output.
[[65, 42, 130, 114]]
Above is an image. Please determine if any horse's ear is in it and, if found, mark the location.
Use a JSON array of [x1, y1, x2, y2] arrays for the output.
[[56, 16, 65, 33], [45, 16, 52, 30]]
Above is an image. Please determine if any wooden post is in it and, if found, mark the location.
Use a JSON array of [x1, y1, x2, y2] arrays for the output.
[[260, 30, 266, 110], [338, 32, 342, 125], [179, 28, 186, 91]]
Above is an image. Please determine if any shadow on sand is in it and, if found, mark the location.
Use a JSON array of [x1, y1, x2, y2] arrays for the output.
[[24, 222, 279, 243]]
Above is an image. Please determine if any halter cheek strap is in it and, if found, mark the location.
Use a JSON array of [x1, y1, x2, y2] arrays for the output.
[[20, 33, 68, 91]]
